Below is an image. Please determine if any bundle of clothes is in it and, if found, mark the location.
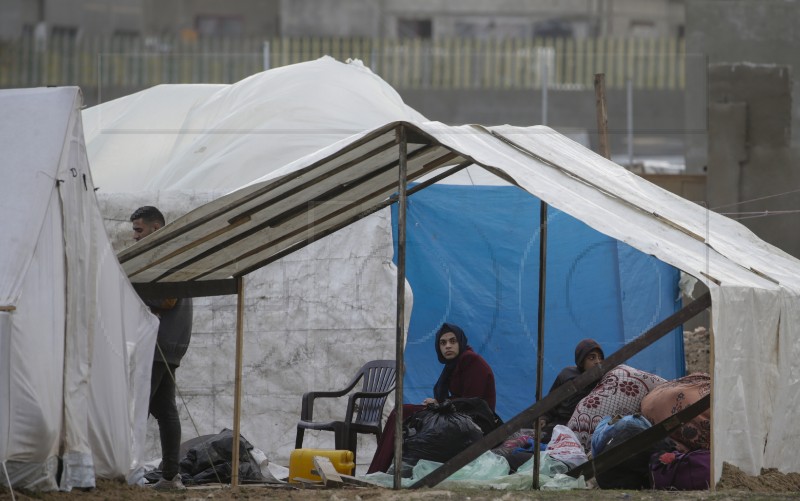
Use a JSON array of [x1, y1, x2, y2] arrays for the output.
[[492, 366, 711, 490]]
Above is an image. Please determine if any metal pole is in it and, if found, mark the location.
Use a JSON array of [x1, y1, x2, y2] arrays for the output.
[[627, 77, 634, 167], [262, 40, 271, 71], [594, 73, 611, 159], [392, 125, 408, 490], [532, 201, 548, 489], [541, 49, 549, 126], [231, 276, 245, 488]]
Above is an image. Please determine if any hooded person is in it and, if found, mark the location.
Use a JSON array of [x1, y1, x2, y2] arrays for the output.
[[367, 322, 497, 473], [539, 338, 605, 442]]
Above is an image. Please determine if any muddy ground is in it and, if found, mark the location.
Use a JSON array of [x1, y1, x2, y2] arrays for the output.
[[5, 328, 799, 500]]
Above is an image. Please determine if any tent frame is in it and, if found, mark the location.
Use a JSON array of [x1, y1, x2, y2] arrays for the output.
[[126, 123, 713, 489]]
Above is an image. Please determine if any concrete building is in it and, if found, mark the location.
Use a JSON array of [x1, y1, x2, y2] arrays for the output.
[[280, 0, 685, 39], [0, 0, 281, 39], [1, 0, 682, 40], [686, 0, 800, 258]]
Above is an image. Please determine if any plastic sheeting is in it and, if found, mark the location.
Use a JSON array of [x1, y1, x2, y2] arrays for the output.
[[0, 87, 159, 490], [84, 56, 427, 193], [83, 58, 425, 466]]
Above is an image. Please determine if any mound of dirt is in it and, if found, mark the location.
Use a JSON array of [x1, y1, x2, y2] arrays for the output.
[[683, 326, 710, 374], [718, 462, 800, 492]]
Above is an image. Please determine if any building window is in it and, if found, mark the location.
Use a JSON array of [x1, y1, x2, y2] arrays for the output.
[[533, 19, 573, 38], [397, 18, 432, 39], [113, 30, 140, 41], [196, 15, 244, 37], [51, 25, 78, 39], [629, 20, 656, 38]]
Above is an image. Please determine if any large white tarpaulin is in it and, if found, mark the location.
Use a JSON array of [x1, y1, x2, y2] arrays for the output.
[[0, 87, 158, 490]]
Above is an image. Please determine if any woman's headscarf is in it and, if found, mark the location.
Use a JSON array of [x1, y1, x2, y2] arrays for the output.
[[433, 322, 471, 402]]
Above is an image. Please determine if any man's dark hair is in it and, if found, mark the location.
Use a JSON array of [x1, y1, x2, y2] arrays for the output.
[[130, 206, 166, 226]]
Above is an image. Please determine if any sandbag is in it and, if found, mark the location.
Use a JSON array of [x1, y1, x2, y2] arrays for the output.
[[402, 401, 484, 466]]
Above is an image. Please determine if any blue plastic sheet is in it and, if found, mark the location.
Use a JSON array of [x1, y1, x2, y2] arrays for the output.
[[392, 184, 683, 421]]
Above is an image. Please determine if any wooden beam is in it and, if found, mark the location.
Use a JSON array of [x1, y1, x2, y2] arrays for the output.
[[393, 124, 409, 490], [313, 457, 344, 487], [594, 73, 611, 160], [154, 145, 448, 283], [116, 123, 403, 264], [409, 292, 711, 489], [132, 278, 237, 299], [231, 276, 245, 489]]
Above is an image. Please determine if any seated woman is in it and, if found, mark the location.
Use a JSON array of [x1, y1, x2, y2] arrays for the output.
[[539, 338, 604, 442], [366, 322, 496, 473]]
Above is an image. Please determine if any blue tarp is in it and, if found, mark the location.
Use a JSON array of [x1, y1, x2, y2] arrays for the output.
[[392, 184, 684, 421]]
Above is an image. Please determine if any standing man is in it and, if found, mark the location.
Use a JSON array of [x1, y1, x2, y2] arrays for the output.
[[130, 206, 193, 491]]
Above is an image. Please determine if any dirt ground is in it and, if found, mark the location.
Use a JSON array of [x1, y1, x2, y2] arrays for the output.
[[6, 328, 799, 500], [5, 462, 800, 501]]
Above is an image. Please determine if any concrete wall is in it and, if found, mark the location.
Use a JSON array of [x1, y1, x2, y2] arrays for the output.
[[706, 63, 800, 259], [685, 0, 800, 172]]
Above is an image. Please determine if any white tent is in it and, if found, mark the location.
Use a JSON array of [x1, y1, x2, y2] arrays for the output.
[[83, 57, 421, 467], [0, 87, 159, 491], [117, 119, 800, 483], [83, 56, 800, 483]]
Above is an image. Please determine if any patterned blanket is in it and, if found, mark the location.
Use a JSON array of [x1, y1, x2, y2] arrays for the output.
[[567, 364, 666, 451]]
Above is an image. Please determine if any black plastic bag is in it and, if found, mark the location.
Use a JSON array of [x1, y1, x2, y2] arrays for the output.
[[401, 401, 484, 466], [177, 428, 264, 485], [449, 397, 503, 436]]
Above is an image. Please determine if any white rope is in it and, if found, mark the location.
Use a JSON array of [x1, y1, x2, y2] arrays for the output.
[[1, 461, 16, 501]]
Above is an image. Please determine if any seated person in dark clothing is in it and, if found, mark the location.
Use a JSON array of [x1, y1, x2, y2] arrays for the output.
[[539, 338, 604, 442], [367, 322, 496, 473]]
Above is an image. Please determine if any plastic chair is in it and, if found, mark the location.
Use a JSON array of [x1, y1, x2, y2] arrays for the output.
[[295, 359, 396, 462]]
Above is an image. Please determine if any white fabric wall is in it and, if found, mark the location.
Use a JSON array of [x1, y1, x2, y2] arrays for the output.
[[0, 87, 159, 491], [99, 192, 406, 468], [85, 58, 424, 468]]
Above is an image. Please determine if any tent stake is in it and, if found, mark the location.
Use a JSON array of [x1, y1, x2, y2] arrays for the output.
[[533, 201, 548, 489], [231, 276, 245, 489], [392, 125, 409, 490]]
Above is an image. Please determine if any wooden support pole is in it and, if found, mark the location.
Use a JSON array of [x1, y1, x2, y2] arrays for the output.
[[392, 125, 409, 490], [231, 276, 245, 488], [594, 73, 611, 160]]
